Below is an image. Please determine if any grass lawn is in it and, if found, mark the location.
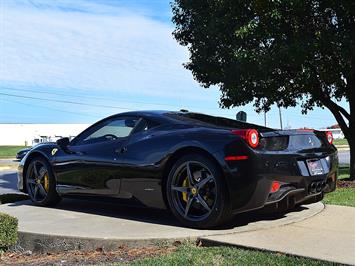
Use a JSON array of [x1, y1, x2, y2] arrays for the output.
[[323, 165, 355, 207], [124, 244, 331, 266], [337, 165, 350, 179], [0, 146, 27, 158], [323, 187, 355, 207], [333, 138, 348, 146]]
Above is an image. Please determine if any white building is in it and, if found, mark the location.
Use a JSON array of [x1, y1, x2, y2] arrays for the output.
[[318, 128, 345, 139], [0, 124, 90, 146]]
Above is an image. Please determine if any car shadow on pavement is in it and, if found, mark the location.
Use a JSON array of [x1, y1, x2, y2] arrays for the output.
[[8, 197, 310, 230], [222, 206, 308, 229]]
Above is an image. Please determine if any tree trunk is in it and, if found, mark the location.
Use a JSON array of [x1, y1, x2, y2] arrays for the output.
[[348, 109, 355, 181], [321, 98, 353, 180], [349, 141, 355, 181], [348, 93, 355, 181], [341, 119, 354, 181]]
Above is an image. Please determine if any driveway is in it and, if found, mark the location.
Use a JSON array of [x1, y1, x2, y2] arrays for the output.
[[201, 204, 355, 265], [0, 199, 323, 253]]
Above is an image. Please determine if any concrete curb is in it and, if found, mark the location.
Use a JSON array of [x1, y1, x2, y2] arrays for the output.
[[0, 166, 16, 171], [6, 202, 324, 253], [337, 148, 350, 151]]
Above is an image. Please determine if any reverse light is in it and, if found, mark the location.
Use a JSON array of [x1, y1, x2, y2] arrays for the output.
[[325, 131, 333, 145], [270, 181, 281, 193], [232, 129, 260, 148]]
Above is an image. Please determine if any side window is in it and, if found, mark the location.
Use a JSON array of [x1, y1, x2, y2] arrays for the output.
[[78, 117, 139, 145]]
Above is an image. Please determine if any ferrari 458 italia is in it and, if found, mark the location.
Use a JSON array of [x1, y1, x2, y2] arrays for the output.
[[18, 111, 338, 228]]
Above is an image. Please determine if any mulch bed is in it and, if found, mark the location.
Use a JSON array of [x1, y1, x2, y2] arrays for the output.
[[337, 180, 355, 188], [0, 245, 177, 266]]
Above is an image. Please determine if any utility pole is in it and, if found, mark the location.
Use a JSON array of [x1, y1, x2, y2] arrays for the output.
[[264, 111, 267, 127], [278, 106, 283, 130]]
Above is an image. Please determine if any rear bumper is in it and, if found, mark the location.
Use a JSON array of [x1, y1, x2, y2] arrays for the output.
[[222, 148, 338, 214]]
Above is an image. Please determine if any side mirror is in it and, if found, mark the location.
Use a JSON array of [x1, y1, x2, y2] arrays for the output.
[[56, 137, 71, 153]]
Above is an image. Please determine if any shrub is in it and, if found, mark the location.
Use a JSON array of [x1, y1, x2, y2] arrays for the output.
[[0, 213, 18, 248]]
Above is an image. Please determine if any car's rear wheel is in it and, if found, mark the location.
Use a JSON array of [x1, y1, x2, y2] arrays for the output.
[[166, 154, 231, 228], [26, 157, 61, 206]]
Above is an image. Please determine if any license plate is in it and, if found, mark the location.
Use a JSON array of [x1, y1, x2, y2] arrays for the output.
[[307, 159, 324, 176]]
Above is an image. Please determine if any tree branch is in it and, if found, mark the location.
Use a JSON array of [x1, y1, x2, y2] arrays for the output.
[[321, 99, 350, 138], [322, 96, 351, 121]]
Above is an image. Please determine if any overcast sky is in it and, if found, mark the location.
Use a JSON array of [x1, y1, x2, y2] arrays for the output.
[[0, 0, 347, 128]]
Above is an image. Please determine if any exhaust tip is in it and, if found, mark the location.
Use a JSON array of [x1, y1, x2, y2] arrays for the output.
[[316, 183, 322, 192], [310, 182, 317, 193]]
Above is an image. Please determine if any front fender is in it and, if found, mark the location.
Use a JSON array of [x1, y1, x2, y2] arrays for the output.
[[17, 146, 57, 192]]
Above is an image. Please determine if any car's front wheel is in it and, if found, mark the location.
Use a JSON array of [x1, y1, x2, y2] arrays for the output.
[[166, 154, 231, 228], [25, 157, 61, 206]]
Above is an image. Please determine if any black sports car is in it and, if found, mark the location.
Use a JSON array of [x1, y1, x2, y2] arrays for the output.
[[18, 111, 338, 228]]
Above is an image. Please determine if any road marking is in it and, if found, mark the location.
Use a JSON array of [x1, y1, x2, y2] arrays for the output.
[[0, 166, 11, 171]]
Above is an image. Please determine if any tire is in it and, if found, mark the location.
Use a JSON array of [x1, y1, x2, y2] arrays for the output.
[[25, 156, 61, 206], [166, 154, 231, 228]]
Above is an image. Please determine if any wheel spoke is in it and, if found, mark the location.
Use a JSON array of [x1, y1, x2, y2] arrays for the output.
[[33, 185, 39, 199], [186, 162, 194, 185], [196, 175, 213, 189], [37, 183, 47, 196], [197, 194, 211, 212], [27, 179, 36, 185], [33, 162, 39, 178], [184, 196, 194, 217], [172, 186, 189, 193], [38, 167, 47, 181]]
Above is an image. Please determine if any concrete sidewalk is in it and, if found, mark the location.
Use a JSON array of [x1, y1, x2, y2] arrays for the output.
[[0, 198, 323, 252], [201, 204, 355, 265]]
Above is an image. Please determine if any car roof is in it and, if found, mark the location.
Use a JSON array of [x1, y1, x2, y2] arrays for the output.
[[112, 110, 270, 131], [117, 110, 171, 117]]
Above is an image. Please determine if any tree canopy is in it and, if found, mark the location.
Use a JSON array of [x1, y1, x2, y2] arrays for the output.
[[172, 0, 355, 179]]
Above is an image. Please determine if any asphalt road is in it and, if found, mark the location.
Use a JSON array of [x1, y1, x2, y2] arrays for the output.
[[0, 170, 19, 195]]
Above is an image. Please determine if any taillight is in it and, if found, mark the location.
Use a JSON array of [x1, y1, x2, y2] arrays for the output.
[[270, 181, 281, 193], [232, 129, 260, 148], [325, 131, 333, 145]]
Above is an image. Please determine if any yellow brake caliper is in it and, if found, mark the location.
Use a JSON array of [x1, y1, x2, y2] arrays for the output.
[[44, 174, 49, 192], [182, 178, 189, 202]]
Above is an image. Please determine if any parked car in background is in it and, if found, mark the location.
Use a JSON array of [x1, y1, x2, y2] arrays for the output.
[[16, 147, 32, 161], [16, 142, 55, 161]]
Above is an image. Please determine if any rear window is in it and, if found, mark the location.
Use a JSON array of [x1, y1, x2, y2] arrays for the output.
[[166, 112, 271, 131]]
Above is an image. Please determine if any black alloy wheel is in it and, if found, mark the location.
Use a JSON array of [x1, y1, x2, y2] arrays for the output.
[[167, 154, 231, 228], [26, 157, 61, 206]]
